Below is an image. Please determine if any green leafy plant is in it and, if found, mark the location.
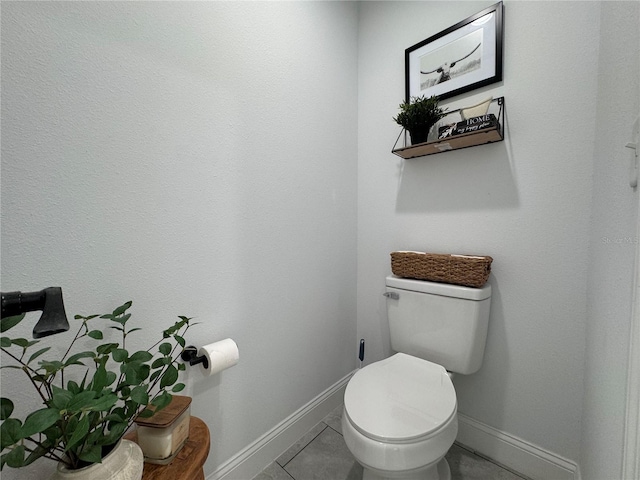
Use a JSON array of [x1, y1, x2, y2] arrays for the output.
[[0, 301, 196, 471], [393, 95, 447, 144]]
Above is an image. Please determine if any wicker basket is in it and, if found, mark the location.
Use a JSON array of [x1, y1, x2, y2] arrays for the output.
[[390, 251, 492, 288]]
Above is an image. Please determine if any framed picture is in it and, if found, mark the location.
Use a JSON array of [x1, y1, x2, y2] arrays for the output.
[[405, 2, 503, 101]]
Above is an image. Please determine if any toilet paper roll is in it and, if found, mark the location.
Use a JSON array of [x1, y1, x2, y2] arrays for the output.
[[197, 338, 239, 376]]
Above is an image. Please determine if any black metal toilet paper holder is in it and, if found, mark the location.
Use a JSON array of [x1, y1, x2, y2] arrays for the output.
[[181, 346, 209, 369]]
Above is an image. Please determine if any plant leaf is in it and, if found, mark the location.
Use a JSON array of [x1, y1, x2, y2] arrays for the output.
[[171, 383, 185, 393], [151, 358, 165, 369], [103, 412, 124, 423], [159, 342, 172, 355], [127, 351, 152, 363], [122, 362, 150, 386], [10, 338, 30, 348], [112, 348, 128, 363], [27, 347, 51, 365], [137, 408, 154, 418], [21, 408, 60, 438], [51, 387, 73, 410], [0, 337, 11, 348], [160, 365, 178, 389], [105, 371, 117, 387], [65, 351, 95, 367], [0, 398, 14, 420], [0, 418, 22, 449], [113, 301, 132, 317], [86, 393, 118, 412], [107, 314, 130, 326], [111, 407, 126, 421], [67, 391, 97, 412], [79, 369, 89, 390], [100, 422, 127, 446], [22, 444, 49, 466], [151, 391, 172, 410], [0, 314, 24, 333], [66, 415, 90, 449], [67, 380, 81, 395], [91, 366, 108, 392], [3, 445, 25, 468], [96, 342, 119, 356], [78, 445, 102, 464], [87, 330, 103, 340], [130, 385, 149, 405], [39, 360, 64, 375]]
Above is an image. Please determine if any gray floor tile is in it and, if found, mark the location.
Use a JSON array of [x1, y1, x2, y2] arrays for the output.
[[277, 422, 328, 467], [322, 404, 344, 434], [447, 444, 528, 480], [255, 404, 529, 480], [252, 462, 295, 480], [283, 426, 363, 480]]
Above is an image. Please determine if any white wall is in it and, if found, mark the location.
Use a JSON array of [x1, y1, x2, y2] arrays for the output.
[[357, 0, 601, 466], [582, 3, 640, 479], [0, 2, 358, 478]]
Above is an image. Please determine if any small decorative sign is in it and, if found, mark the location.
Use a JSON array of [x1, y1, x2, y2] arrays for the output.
[[438, 114, 499, 139]]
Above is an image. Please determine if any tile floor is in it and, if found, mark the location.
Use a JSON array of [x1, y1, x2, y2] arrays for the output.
[[252, 406, 529, 480]]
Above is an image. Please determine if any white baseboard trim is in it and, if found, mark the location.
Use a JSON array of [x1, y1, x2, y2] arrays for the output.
[[207, 370, 355, 480], [456, 413, 580, 480]]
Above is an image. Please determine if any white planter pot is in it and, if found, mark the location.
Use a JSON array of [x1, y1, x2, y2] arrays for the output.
[[50, 439, 144, 480]]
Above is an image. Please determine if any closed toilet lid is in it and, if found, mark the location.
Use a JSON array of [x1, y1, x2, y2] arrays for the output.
[[344, 353, 456, 442]]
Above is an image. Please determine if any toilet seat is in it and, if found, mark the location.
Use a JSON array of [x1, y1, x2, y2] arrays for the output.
[[344, 353, 457, 443]]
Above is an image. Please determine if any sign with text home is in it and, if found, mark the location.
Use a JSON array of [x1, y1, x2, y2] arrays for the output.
[[438, 114, 499, 139]]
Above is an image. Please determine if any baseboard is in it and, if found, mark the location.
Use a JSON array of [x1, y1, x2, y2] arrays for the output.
[[456, 413, 580, 480], [207, 370, 355, 480]]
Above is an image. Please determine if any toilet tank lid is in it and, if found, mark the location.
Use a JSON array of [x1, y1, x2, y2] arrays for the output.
[[386, 275, 491, 300]]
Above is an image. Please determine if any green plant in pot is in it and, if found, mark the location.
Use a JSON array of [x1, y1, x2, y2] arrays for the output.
[[393, 95, 447, 145], [0, 301, 196, 477]]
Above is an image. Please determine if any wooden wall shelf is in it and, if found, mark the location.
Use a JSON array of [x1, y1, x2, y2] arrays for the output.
[[392, 97, 504, 160]]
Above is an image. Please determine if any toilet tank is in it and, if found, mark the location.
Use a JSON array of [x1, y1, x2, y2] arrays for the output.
[[385, 275, 491, 375]]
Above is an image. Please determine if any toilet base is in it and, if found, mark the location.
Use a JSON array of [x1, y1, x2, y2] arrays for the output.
[[362, 457, 451, 480]]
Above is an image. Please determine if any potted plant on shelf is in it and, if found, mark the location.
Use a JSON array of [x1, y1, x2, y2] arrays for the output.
[[0, 301, 196, 479], [393, 95, 447, 145]]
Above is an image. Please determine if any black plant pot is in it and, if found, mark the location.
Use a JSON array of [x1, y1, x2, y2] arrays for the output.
[[408, 124, 435, 145]]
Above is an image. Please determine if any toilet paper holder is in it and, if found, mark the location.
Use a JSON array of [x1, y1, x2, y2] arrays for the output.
[[181, 346, 209, 369]]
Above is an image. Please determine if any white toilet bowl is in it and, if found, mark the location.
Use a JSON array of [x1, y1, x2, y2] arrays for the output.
[[342, 353, 458, 480]]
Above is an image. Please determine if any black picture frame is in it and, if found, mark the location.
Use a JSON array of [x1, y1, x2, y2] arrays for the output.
[[405, 2, 503, 101]]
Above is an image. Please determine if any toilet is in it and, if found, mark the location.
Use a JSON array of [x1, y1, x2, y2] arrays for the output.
[[342, 275, 492, 480]]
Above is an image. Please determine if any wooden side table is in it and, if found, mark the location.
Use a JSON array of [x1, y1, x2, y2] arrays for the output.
[[125, 416, 210, 480]]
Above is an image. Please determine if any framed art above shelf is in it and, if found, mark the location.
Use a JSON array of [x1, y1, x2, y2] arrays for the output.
[[392, 96, 504, 160], [405, 2, 503, 101]]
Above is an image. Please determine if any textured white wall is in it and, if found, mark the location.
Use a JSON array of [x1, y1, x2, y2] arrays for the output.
[[357, 1, 600, 464], [0, 2, 358, 478], [581, 3, 640, 479]]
